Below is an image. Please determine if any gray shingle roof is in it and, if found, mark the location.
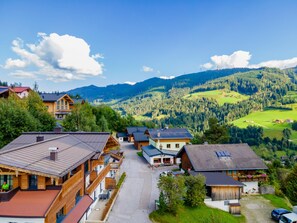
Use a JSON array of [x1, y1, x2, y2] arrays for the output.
[[0, 86, 9, 94], [0, 132, 115, 177], [133, 132, 149, 142], [148, 128, 193, 140], [190, 171, 244, 187], [126, 126, 147, 135], [1, 132, 110, 152], [39, 93, 72, 102], [179, 143, 267, 171], [142, 145, 162, 157], [0, 135, 95, 177]]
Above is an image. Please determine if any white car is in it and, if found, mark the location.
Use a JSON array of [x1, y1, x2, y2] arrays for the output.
[[279, 212, 297, 223]]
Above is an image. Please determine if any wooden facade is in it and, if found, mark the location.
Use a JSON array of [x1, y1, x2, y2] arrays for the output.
[[210, 186, 241, 201], [134, 141, 149, 150], [0, 142, 123, 223]]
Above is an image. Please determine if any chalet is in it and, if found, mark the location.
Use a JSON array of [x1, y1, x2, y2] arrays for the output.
[[10, 86, 31, 98], [0, 132, 122, 223], [177, 143, 267, 213], [0, 86, 9, 98], [40, 93, 74, 120], [126, 126, 147, 142], [177, 143, 267, 194], [142, 128, 193, 166], [116, 132, 128, 142], [0, 86, 31, 99], [133, 132, 149, 150]]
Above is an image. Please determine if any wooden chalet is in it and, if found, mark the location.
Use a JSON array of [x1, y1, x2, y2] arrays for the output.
[[40, 93, 74, 120], [126, 127, 147, 142], [177, 143, 267, 214], [133, 132, 149, 150], [0, 132, 122, 223], [177, 143, 268, 194]]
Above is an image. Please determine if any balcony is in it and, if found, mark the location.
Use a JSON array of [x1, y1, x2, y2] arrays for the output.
[[86, 163, 111, 195], [61, 170, 83, 198], [0, 187, 19, 202], [238, 174, 267, 182]]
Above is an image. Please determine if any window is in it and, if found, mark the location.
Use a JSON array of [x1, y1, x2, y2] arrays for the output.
[[166, 144, 171, 149], [28, 175, 37, 190], [228, 170, 232, 175], [84, 161, 89, 173], [175, 144, 180, 149]]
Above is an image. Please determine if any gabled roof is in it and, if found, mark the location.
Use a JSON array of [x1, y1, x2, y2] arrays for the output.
[[39, 93, 74, 103], [142, 145, 177, 157], [147, 128, 193, 140], [133, 132, 149, 142], [10, 87, 31, 93], [0, 132, 118, 177], [190, 171, 244, 187], [0, 189, 60, 217], [126, 126, 147, 135], [142, 145, 162, 157], [0, 86, 9, 94], [178, 143, 267, 171]]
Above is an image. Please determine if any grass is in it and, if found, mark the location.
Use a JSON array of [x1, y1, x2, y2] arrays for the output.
[[183, 90, 249, 106], [137, 151, 143, 157], [150, 205, 245, 223], [231, 108, 297, 141], [262, 194, 292, 210], [116, 172, 126, 189]]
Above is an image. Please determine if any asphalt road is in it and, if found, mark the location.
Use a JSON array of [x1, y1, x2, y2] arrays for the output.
[[107, 142, 172, 223]]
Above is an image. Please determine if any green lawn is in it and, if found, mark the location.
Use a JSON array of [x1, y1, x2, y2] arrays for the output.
[[231, 109, 297, 141], [183, 90, 249, 106], [150, 205, 245, 223], [262, 194, 292, 210]]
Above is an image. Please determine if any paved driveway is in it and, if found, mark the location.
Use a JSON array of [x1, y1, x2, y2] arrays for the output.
[[107, 142, 173, 223], [241, 195, 275, 223]]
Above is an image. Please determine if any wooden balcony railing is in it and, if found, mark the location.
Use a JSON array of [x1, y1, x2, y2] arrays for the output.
[[86, 164, 111, 195], [238, 174, 267, 182], [110, 158, 123, 170], [61, 170, 83, 198]]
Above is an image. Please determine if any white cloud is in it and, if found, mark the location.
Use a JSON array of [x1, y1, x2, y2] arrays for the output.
[[124, 81, 136, 85], [201, 50, 297, 70], [4, 58, 27, 69], [10, 70, 37, 78], [210, 51, 251, 69], [142, 66, 154, 72], [3, 33, 104, 82], [256, 57, 297, 69], [160, 76, 175, 80]]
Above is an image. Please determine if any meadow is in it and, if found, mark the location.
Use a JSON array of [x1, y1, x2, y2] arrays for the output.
[[184, 90, 249, 106], [231, 107, 297, 141]]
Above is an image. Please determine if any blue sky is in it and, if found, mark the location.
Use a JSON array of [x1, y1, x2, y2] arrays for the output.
[[1, 0, 297, 92]]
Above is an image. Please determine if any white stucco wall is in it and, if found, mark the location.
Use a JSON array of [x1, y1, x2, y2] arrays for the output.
[[242, 181, 259, 193], [204, 199, 239, 212], [0, 217, 45, 223]]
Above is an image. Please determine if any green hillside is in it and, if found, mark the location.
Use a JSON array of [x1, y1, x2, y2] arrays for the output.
[[231, 107, 297, 141], [183, 90, 249, 105]]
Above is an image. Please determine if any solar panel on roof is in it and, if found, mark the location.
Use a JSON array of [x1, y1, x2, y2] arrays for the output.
[[216, 150, 231, 158]]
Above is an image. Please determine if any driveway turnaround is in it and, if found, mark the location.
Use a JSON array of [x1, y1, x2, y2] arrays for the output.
[[240, 195, 275, 223], [107, 142, 172, 223]]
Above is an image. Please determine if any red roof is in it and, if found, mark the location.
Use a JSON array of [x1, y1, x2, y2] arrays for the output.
[[62, 195, 93, 223], [0, 190, 60, 217], [10, 87, 31, 93]]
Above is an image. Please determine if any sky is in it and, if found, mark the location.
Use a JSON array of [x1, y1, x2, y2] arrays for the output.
[[1, 0, 297, 92]]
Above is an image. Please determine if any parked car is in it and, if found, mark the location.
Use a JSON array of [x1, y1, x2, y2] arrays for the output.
[[279, 212, 297, 223], [271, 208, 291, 221], [159, 171, 172, 177]]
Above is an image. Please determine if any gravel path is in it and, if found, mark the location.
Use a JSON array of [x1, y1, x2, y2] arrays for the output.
[[240, 195, 275, 223]]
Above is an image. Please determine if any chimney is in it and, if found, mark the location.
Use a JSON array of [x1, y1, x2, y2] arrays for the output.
[[36, 135, 44, 142], [157, 132, 161, 138], [49, 147, 58, 161]]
